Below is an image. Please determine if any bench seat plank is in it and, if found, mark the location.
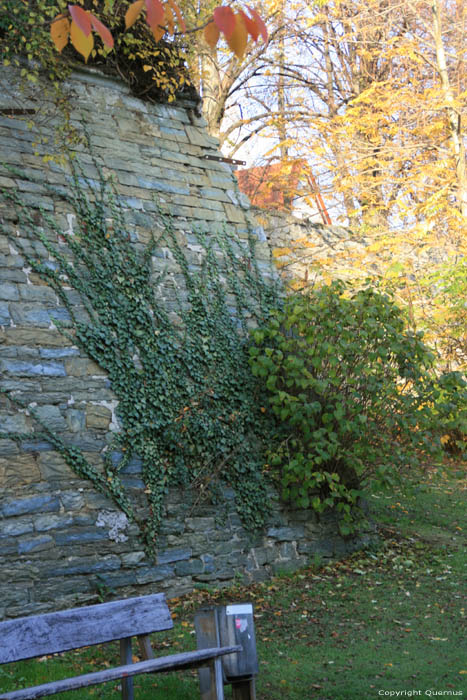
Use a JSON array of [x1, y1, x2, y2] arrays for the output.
[[0, 646, 241, 700], [0, 594, 172, 664]]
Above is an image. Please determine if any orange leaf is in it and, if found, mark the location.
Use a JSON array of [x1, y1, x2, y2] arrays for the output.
[[164, 4, 175, 34], [238, 9, 259, 41], [167, 0, 186, 32], [226, 12, 248, 59], [151, 24, 165, 41], [146, 0, 164, 33], [125, 0, 144, 29], [51, 14, 70, 53], [213, 6, 235, 40], [70, 19, 94, 62], [90, 14, 114, 49], [204, 19, 220, 50], [247, 5, 267, 43], [68, 4, 91, 36]]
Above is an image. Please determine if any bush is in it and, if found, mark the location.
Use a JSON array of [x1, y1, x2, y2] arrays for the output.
[[431, 371, 467, 457], [249, 281, 440, 532]]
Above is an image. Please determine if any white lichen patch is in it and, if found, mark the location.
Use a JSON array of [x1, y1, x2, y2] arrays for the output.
[[96, 510, 129, 542]]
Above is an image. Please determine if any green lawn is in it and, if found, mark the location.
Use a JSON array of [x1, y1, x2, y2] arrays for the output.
[[1, 464, 465, 699]]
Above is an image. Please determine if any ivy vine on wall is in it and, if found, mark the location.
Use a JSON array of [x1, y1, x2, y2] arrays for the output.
[[0, 155, 281, 556]]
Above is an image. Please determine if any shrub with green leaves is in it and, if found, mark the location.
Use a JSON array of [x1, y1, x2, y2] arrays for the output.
[[249, 281, 440, 532], [431, 371, 467, 457]]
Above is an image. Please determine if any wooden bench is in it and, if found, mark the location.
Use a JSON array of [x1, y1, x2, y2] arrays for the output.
[[0, 593, 241, 700]]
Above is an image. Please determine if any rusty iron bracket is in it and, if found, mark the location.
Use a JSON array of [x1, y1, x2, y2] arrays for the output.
[[204, 154, 246, 166]]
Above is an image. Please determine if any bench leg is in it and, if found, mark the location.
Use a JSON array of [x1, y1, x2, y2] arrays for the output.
[[232, 678, 256, 700], [199, 658, 224, 700], [120, 637, 134, 700]]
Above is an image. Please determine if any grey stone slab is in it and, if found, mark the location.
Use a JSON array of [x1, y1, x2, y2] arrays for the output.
[[1, 494, 60, 517], [135, 565, 174, 584], [175, 558, 203, 576], [0, 519, 34, 538], [34, 405, 67, 431], [39, 347, 79, 359], [18, 535, 54, 554], [0, 283, 19, 301], [266, 526, 304, 541], [157, 548, 192, 565], [0, 413, 29, 433], [54, 529, 110, 545], [1, 359, 66, 377], [0, 302, 10, 325], [49, 556, 122, 576], [34, 514, 74, 532]]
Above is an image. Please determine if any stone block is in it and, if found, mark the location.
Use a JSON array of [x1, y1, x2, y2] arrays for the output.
[[185, 517, 215, 532], [136, 565, 174, 584], [0, 283, 19, 301], [0, 585, 31, 606], [54, 529, 109, 545], [94, 571, 137, 588], [1, 494, 60, 517], [0, 413, 29, 433], [9, 303, 53, 327], [50, 556, 121, 576], [60, 491, 85, 510], [40, 347, 79, 359], [18, 286, 57, 303], [0, 518, 34, 538], [1, 359, 66, 377], [85, 404, 112, 430], [0, 453, 41, 488], [121, 551, 146, 567], [66, 409, 86, 432], [157, 548, 192, 565], [39, 452, 74, 481], [267, 526, 305, 541], [0, 302, 10, 325], [33, 514, 74, 532], [0, 439, 19, 456], [175, 558, 204, 576], [18, 535, 54, 554], [34, 405, 67, 432]]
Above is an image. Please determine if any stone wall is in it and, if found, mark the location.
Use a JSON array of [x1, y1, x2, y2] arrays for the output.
[[252, 208, 369, 288], [0, 67, 370, 620]]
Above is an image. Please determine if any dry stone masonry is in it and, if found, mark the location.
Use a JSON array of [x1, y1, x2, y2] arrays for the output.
[[0, 66, 370, 619]]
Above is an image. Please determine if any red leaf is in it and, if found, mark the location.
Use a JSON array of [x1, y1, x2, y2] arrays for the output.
[[213, 6, 236, 40], [247, 6, 268, 43], [90, 14, 114, 49], [145, 0, 164, 33], [239, 9, 259, 42], [68, 5, 91, 37]]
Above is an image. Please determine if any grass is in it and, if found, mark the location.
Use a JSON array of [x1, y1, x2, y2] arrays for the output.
[[1, 463, 465, 699]]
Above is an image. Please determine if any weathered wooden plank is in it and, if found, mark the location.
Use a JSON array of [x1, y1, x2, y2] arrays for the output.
[[137, 634, 154, 660], [0, 646, 241, 700], [0, 594, 172, 664], [232, 679, 256, 700], [194, 607, 224, 699], [119, 637, 134, 700]]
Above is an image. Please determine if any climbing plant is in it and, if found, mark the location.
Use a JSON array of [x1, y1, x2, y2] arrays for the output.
[[0, 155, 280, 556]]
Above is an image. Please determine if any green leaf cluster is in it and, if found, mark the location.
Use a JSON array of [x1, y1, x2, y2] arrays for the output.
[[249, 281, 441, 533], [430, 371, 467, 457]]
